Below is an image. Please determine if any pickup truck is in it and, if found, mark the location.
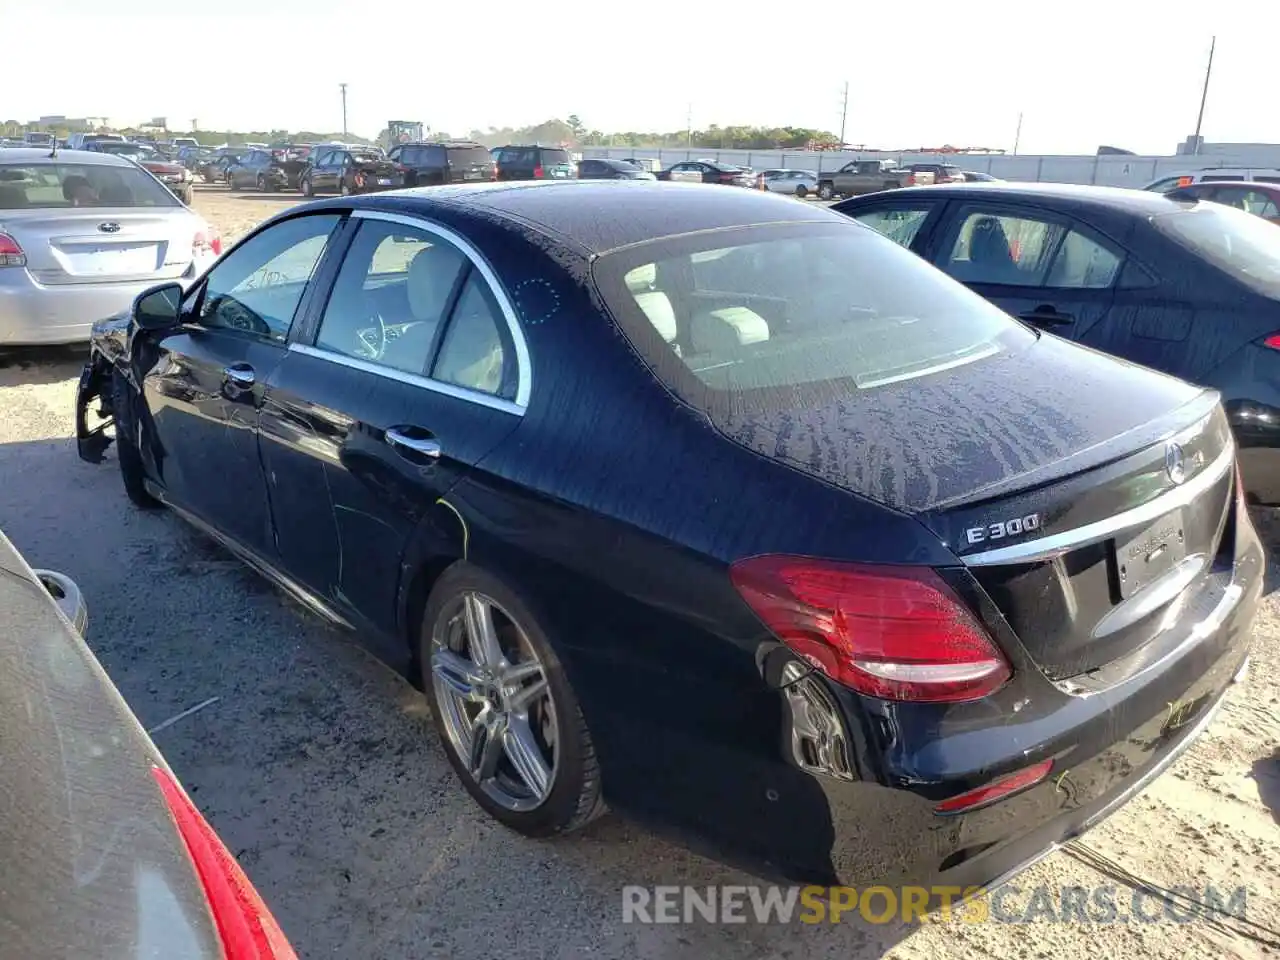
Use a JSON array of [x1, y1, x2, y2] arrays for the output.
[[816, 159, 933, 200]]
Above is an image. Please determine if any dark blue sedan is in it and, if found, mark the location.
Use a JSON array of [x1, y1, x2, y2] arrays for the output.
[[833, 182, 1280, 504], [76, 181, 1260, 895]]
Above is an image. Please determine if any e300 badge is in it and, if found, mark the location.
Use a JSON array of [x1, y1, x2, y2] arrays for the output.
[[965, 513, 1042, 547]]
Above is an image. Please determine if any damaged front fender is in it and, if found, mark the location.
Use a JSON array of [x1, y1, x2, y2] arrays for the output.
[[74, 313, 134, 464]]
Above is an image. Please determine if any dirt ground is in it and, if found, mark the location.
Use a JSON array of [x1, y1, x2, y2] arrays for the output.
[[0, 182, 1275, 959]]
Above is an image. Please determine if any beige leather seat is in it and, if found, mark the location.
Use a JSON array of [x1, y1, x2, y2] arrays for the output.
[[382, 244, 468, 372], [689, 306, 770, 357], [624, 263, 678, 344], [408, 244, 466, 324]]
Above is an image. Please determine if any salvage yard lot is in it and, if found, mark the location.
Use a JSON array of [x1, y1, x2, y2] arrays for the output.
[[0, 183, 1277, 960]]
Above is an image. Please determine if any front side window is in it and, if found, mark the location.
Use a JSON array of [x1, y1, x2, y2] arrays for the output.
[[851, 206, 934, 248], [197, 214, 341, 340], [943, 209, 1122, 289], [593, 221, 1031, 410]]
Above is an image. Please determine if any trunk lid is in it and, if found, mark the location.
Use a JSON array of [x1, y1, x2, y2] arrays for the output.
[[1, 208, 199, 285], [711, 334, 1234, 680]]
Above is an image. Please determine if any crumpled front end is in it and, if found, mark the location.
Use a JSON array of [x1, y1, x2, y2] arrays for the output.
[[74, 313, 131, 464]]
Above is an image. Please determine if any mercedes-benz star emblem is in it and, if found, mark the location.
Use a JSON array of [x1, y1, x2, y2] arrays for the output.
[[98, 222, 121, 234], [1165, 441, 1187, 485]]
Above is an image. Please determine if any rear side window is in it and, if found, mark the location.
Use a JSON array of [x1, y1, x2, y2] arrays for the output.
[[540, 149, 570, 166], [593, 221, 1031, 408], [1153, 204, 1280, 297], [849, 207, 933, 248], [0, 162, 178, 209], [497, 148, 533, 166]]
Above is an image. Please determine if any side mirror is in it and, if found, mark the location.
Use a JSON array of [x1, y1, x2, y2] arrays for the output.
[[133, 282, 183, 331]]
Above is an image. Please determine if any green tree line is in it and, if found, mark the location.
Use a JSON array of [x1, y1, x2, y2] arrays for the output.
[[6, 116, 837, 151]]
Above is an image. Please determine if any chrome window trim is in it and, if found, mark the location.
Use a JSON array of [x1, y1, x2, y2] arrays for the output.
[[961, 441, 1236, 567], [347, 208, 532, 407], [288, 343, 524, 416]]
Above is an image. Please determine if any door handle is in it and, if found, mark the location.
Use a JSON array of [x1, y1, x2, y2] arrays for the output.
[[385, 427, 442, 459], [223, 363, 256, 388], [1019, 306, 1074, 326]]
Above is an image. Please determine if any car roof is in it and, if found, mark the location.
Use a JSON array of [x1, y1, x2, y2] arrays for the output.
[[304, 180, 840, 255], [0, 147, 136, 168], [876, 181, 1196, 215]]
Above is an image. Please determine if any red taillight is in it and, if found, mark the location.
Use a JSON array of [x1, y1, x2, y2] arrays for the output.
[[729, 556, 1012, 702], [933, 759, 1054, 815], [906, 173, 917, 186], [1263, 333, 1280, 350], [533, 165, 544, 179], [0, 231, 26, 267], [193, 231, 222, 258], [151, 766, 298, 959]]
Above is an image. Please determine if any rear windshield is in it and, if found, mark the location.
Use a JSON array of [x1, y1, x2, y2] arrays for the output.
[[351, 151, 383, 163], [0, 163, 179, 209], [593, 221, 1032, 413], [1152, 203, 1280, 297], [92, 142, 159, 158], [446, 145, 492, 168]]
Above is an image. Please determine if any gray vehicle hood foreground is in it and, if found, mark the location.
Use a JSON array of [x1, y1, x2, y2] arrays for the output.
[[0, 531, 224, 959]]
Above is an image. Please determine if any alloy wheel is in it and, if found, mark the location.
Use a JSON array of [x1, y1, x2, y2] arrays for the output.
[[430, 591, 558, 812]]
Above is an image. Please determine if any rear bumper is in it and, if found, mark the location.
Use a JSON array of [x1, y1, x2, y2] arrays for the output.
[[0, 262, 211, 346], [764, 506, 1263, 890]]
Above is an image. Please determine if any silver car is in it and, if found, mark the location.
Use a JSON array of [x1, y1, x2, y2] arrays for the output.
[[760, 168, 820, 198], [0, 148, 220, 346]]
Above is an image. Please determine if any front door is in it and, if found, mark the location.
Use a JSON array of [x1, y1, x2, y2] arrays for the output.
[[260, 211, 525, 634], [140, 212, 344, 554], [931, 203, 1123, 343]]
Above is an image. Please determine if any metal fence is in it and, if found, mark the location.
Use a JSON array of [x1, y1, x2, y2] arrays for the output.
[[579, 146, 1280, 189]]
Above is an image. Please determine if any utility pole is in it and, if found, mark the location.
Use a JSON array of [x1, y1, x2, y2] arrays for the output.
[[191, 118, 198, 133], [1013, 112, 1023, 156], [839, 81, 849, 147], [686, 103, 692, 149], [1192, 36, 1216, 155], [340, 82, 349, 138]]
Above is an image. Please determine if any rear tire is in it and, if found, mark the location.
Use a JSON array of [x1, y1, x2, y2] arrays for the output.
[[340, 181, 352, 196], [177, 184, 194, 205], [112, 372, 159, 510], [817, 182, 834, 200], [302, 175, 314, 197], [420, 562, 605, 837]]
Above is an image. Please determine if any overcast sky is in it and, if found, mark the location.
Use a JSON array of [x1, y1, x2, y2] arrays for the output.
[[8, 0, 1271, 155]]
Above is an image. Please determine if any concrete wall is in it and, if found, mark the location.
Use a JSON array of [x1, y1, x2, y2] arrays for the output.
[[580, 146, 1280, 188]]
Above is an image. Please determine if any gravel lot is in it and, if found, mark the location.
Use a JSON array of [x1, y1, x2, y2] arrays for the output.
[[0, 183, 1276, 960]]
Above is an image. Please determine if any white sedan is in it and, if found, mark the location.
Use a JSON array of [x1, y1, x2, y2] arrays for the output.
[[758, 169, 820, 198], [0, 148, 220, 345]]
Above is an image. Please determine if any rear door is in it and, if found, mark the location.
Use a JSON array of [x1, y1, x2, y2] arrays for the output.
[[259, 211, 526, 633], [930, 202, 1124, 342], [140, 211, 343, 554]]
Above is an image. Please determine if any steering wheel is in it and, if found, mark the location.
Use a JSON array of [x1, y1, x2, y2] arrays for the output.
[[208, 295, 271, 338], [355, 309, 388, 361]]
